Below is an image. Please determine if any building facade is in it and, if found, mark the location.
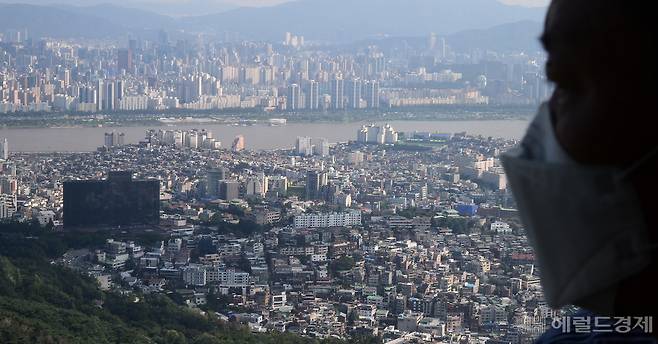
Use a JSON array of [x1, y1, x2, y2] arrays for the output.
[[63, 171, 160, 228]]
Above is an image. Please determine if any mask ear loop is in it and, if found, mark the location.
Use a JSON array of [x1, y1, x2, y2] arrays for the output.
[[617, 146, 658, 182]]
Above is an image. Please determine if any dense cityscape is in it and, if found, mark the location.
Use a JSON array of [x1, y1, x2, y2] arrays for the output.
[[0, 1, 579, 343], [0, 29, 550, 117], [3, 0, 656, 342], [0, 123, 572, 343]]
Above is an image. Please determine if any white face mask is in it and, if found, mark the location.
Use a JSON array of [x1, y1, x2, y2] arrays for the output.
[[501, 103, 656, 315]]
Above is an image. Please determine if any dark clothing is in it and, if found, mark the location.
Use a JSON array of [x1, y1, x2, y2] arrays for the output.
[[537, 310, 657, 343]]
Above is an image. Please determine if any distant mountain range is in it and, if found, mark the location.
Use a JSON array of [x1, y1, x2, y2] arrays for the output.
[[58, 4, 176, 31], [0, 3, 119, 38], [447, 20, 544, 52], [185, 0, 546, 41], [0, 0, 242, 17], [0, 0, 546, 50]]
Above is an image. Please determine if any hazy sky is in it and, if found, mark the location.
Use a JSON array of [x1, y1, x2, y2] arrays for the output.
[[1, 0, 549, 6], [1, 0, 549, 16], [501, 0, 549, 6]]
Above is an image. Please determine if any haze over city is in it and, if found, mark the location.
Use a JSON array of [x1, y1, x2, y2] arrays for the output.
[[5, 0, 650, 343], [0, 0, 549, 17]]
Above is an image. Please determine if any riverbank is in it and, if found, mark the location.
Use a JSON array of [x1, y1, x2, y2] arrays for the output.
[[1, 119, 530, 152], [0, 105, 536, 129]]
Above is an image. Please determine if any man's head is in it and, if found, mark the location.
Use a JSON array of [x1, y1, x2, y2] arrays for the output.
[[540, 0, 658, 315], [542, 0, 657, 166]]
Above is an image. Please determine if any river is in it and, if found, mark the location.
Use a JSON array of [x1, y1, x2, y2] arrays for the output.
[[0, 120, 530, 152]]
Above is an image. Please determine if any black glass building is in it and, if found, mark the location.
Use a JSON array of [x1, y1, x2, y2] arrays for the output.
[[63, 171, 160, 228]]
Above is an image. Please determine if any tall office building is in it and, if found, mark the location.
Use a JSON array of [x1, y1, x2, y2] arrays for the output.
[[219, 181, 240, 201], [330, 77, 345, 110], [118, 48, 133, 73], [0, 138, 8, 160], [306, 171, 328, 200], [63, 171, 160, 228], [305, 80, 319, 110], [206, 168, 226, 198], [296, 136, 313, 156]]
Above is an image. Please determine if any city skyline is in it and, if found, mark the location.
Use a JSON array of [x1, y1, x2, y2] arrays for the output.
[[0, 0, 599, 343], [1, 0, 548, 43], [0, 21, 550, 118]]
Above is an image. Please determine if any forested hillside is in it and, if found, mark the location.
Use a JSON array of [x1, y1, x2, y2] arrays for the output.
[[0, 222, 357, 344]]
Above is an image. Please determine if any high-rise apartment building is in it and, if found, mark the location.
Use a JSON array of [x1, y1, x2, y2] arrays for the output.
[[312, 138, 330, 157], [330, 77, 345, 110], [305, 80, 319, 110], [104, 132, 125, 147], [104, 81, 115, 110], [96, 80, 104, 111], [0, 193, 17, 219], [364, 81, 380, 108], [356, 124, 397, 144], [246, 173, 268, 198], [0, 138, 8, 160], [116, 80, 125, 101], [347, 79, 363, 109], [288, 84, 302, 110], [296, 136, 313, 156]]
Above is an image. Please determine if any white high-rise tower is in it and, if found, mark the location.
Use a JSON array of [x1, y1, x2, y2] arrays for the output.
[[0, 138, 8, 160]]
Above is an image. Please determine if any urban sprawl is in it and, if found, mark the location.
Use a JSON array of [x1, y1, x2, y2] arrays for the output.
[[0, 30, 550, 115], [0, 124, 571, 344]]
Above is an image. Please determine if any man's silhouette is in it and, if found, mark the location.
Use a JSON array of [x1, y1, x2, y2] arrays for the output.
[[503, 0, 658, 341]]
